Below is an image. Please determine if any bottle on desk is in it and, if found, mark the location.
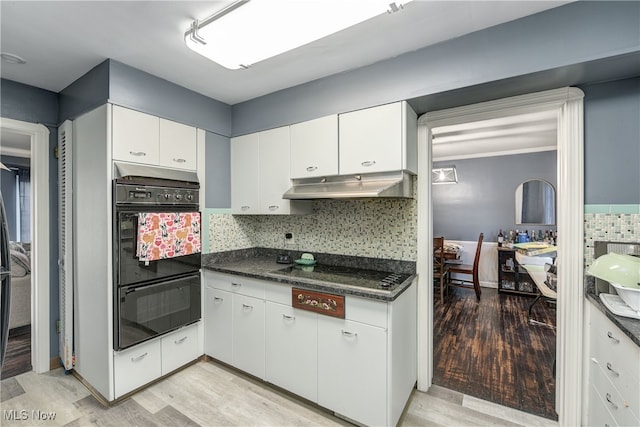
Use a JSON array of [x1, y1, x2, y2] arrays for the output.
[[497, 229, 504, 247]]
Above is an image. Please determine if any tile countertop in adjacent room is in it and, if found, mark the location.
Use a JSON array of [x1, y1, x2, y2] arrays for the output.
[[201, 248, 417, 302], [585, 275, 640, 347]]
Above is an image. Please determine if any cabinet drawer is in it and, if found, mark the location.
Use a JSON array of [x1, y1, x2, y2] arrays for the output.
[[161, 323, 199, 375], [113, 339, 161, 398], [590, 359, 639, 426], [206, 273, 265, 299], [588, 383, 619, 427], [265, 282, 293, 305], [345, 296, 388, 328]]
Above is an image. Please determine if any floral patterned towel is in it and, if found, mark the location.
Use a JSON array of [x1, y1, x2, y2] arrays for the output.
[[136, 212, 201, 262]]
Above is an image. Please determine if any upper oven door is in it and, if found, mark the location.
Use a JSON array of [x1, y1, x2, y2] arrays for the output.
[[115, 207, 201, 287]]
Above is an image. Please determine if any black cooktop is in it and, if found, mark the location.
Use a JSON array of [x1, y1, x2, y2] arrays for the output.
[[269, 264, 411, 291]]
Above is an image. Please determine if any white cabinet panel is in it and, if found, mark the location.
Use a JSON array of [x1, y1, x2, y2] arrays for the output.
[[161, 323, 199, 375], [159, 119, 197, 170], [204, 287, 233, 364], [290, 115, 339, 178], [589, 358, 639, 427], [113, 339, 162, 398], [232, 294, 266, 379], [588, 383, 619, 427], [259, 126, 293, 214], [265, 303, 318, 402], [231, 133, 260, 214], [112, 105, 159, 165], [317, 316, 387, 426]]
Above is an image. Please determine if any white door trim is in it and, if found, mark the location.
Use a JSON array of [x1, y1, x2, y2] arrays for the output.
[[416, 87, 584, 426], [0, 117, 51, 373]]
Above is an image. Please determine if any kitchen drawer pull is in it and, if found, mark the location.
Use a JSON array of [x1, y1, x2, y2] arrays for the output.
[[172, 158, 186, 163], [175, 336, 188, 344], [268, 205, 279, 211], [231, 282, 242, 287], [606, 362, 620, 377], [606, 331, 620, 343], [306, 166, 318, 172], [241, 206, 250, 211], [242, 304, 253, 310], [341, 330, 358, 338], [131, 352, 148, 362], [129, 151, 146, 157], [213, 296, 224, 302], [361, 160, 376, 167], [605, 393, 618, 410], [282, 314, 295, 321]]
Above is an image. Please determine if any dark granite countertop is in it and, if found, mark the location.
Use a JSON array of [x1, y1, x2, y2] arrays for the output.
[[201, 248, 416, 302], [585, 275, 640, 347]]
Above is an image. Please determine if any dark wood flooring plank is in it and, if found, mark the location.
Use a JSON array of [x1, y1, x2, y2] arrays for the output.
[[433, 287, 557, 420], [1, 327, 32, 380]]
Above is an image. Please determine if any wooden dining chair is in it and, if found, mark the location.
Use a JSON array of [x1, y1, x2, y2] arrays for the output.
[[448, 233, 484, 300], [433, 236, 450, 303]]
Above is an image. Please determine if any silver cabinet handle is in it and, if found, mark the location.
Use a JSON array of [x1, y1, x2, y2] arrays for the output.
[[341, 330, 357, 338], [282, 314, 295, 321], [606, 362, 620, 377], [306, 166, 318, 172], [213, 296, 224, 302], [129, 151, 146, 157], [175, 336, 188, 345], [242, 304, 253, 310], [607, 331, 620, 343], [231, 282, 241, 287], [268, 205, 279, 211], [241, 206, 250, 211], [131, 352, 148, 362], [361, 160, 376, 167], [605, 393, 618, 410], [172, 158, 186, 163]]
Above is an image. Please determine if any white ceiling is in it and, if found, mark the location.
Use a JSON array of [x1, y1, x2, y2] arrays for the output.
[[0, 1, 569, 106]]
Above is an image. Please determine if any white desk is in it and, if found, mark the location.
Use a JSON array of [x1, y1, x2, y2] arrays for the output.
[[521, 264, 556, 328]]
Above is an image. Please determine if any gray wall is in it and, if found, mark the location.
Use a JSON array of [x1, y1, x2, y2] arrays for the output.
[[205, 131, 231, 208], [231, 1, 640, 136], [58, 60, 110, 123], [583, 77, 640, 204], [433, 151, 557, 242], [0, 78, 60, 358]]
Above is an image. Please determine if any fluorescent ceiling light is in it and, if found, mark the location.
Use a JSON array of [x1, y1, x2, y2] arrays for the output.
[[185, 0, 413, 70]]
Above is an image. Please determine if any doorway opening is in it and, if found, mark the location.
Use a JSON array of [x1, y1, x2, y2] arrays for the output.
[[416, 87, 585, 426], [0, 117, 51, 376]]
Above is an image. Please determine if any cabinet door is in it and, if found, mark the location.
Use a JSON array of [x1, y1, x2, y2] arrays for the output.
[[159, 119, 197, 170], [112, 105, 159, 165], [339, 102, 402, 175], [232, 294, 265, 379], [318, 316, 387, 426], [265, 303, 318, 402], [204, 287, 233, 364], [259, 126, 292, 214], [231, 133, 260, 214], [113, 339, 162, 398], [290, 115, 339, 178], [161, 323, 199, 375]]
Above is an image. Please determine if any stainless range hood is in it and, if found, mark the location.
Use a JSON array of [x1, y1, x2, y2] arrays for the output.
[[283, 171, 414, 200]]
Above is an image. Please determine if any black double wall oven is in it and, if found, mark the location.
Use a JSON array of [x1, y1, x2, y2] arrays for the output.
[[113, 173, 201, 350]]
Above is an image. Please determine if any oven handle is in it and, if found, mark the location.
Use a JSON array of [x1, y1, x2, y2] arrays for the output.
[[123, 279, 194, 295]]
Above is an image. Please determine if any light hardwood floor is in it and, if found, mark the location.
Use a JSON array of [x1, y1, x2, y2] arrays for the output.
[[0, 360, 558, 426]]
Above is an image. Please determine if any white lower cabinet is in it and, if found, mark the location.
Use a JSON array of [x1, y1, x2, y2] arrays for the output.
[[204, 287, 233, 364], [265, 302, 318, 402], [114, 339, 162, 399], [233, 294, 266, 379], [161, 324, 200, 375], [317, 316, 387, 426]]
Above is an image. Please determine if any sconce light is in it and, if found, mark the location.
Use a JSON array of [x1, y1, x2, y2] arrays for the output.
[[184, 0, 413, 70], [432, 167, 457, 184]]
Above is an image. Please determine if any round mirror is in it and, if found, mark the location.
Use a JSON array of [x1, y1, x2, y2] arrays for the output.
[[515, 179, 555, 225]]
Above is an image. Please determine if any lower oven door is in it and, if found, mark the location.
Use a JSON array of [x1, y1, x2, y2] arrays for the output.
[[115, 273, 201, 350]]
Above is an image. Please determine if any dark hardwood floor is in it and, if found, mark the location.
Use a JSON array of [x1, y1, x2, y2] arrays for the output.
[[1, 325, 32, 380], [433, 286, 558, 421]]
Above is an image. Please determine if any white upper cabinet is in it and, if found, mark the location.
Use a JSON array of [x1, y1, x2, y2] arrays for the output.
[[290, 115, 339, 178], [111, 105, 197, 171], [230, 133, 260, 214], [338, 101, 417, 175], [231, 126, 311, 215], [112, 105, 160, 165], [159, 119, 197, 170]]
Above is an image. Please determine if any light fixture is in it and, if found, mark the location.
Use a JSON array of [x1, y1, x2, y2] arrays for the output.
[[184, 0, 413, 70], [432, 167, 457, 184], [0, 52, 26, 65], [0, 162, 10, 171]]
